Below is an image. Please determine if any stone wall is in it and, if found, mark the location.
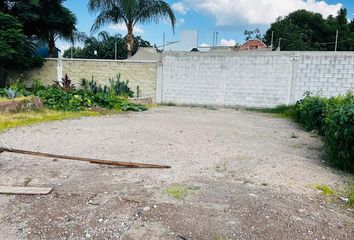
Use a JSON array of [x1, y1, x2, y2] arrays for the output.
[[157, 51, 354, 107]]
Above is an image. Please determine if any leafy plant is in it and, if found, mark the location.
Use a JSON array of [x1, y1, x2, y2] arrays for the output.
[[294, 92, 327, 133], [54, 74, 76, 91], [323, 93, 354, 172], [109, 74, 134, 97], [4, 88, 18, 99]]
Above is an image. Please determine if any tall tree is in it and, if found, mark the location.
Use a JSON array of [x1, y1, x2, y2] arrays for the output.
[[35, 0, 77, 57], [0, 12, 42, 87], [63, 31, 150, 59], [264, 8, 354, 51], [1, 0, 78, 56], [88, 0, 176, 57]]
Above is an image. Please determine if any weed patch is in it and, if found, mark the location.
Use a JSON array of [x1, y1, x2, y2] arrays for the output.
[[165, 185, 200, 200], [0, 109, 111, 133], [246, 105, 295, 119], [315, 184, 335, 195]]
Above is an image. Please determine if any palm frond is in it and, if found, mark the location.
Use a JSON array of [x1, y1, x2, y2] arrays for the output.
[[133, 0, 176, 32]]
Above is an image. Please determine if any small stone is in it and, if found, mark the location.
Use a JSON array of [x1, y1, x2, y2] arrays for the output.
[[143, 207, 150, 211], [340, 197, 349, 203], [85, 233, 91, 238], [98, 218, 103, 223]]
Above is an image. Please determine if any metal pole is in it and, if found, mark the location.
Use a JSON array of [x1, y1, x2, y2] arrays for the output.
[[196, 29, 199, 49], [115, 41, 117, 60], [335, 30, 338, 52], [71, 45, 73, 59], [270, 31, 274, 48], [278, 38, 282, 51], [215, 32, 219, 46], [114, 42, 117, 60], [163, 32, 165, 51]]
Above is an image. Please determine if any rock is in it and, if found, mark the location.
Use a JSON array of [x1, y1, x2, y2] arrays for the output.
[[143, 207, 150, 211]]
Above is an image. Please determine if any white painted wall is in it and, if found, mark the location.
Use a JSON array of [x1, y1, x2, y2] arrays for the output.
[[157, 51, 354, 107]]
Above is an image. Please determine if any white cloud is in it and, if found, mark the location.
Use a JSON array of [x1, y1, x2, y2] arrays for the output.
[[220, 39, 236, 46], [172, 2, 187, 15], [109, 23, 144, 34], [179, 18, 185, 25], [181, 0, 342, 26]]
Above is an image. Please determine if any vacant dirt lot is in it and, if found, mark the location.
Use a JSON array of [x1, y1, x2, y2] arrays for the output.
[[0, 107, 353, 240]]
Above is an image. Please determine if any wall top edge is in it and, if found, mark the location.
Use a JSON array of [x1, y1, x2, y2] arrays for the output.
[[162, 51, 354, 57], [45, 58, 158, 63]]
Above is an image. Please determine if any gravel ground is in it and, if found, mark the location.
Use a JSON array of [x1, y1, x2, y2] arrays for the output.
[[0, 106, 353, 240]]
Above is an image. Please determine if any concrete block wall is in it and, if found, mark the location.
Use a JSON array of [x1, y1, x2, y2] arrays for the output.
[[62, 59, 157, 100], [158, 51, 354, 107], [19, 52, 354, 108], [18, 59, 58, 86], [22, 58, 157, 101], [294, 52, 354, 101]]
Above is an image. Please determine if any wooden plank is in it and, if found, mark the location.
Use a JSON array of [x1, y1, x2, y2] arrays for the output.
[[0, 186, 53, 195], [0, 147, 171, 169]]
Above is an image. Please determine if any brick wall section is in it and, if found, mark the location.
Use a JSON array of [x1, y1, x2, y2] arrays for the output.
[[62, 59, 157, 100], [158, 51, 354, 107]]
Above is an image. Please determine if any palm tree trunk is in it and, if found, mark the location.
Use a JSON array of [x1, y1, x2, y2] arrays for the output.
[[48, 33, 56, 58], [0, 67, 8, 88], [126, 24, 134, 58]]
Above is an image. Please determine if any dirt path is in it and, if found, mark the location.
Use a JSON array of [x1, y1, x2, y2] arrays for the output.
[[0, 107, 353, 240]]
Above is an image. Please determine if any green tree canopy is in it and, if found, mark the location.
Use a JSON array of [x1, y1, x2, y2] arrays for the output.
[[1, 0, 78, 57], [63, 31, 151, 59], [0, 12, 42, 86], [88, 0, 175, 57], [264, 9, 354, 51]]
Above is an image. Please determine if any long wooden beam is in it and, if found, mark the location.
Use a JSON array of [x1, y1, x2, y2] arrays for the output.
[[0, 147, 171, 169]]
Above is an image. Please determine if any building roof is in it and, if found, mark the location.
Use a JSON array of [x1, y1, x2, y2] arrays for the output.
[[240, 40, 267, 51], [128, 47, 161, 61]]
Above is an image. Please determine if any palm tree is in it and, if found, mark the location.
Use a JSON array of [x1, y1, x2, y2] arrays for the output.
[[88, 0, 176, 57]]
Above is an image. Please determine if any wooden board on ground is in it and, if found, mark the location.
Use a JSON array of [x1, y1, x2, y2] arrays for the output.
[[0, 186, 53, 195]]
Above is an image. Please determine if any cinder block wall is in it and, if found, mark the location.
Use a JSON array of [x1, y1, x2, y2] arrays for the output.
[[293, 52, 354, 101], [22, 59, 158, 101], [62, 59, 157, 100], [20, 52, 354, 108], [158, 52, 354, 107], [20, 59, 58, 86]]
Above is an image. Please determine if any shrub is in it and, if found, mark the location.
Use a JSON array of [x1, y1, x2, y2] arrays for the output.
[[109, 74, 134, 97], [294, 92, 327, 133], [54, 74, 75, 91], [323, 93, 354, 171], [81, 74, 134, 97], [34, 78, 146, 112]]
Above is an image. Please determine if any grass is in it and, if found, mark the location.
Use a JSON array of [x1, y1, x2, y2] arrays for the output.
[[349, 184, 354, 206], [315, 184, 335, 195], [0, 109, 112, 133], [165, 185, 200, 200], [0, 96, 33, 103], [246, 105, 295, 119]]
